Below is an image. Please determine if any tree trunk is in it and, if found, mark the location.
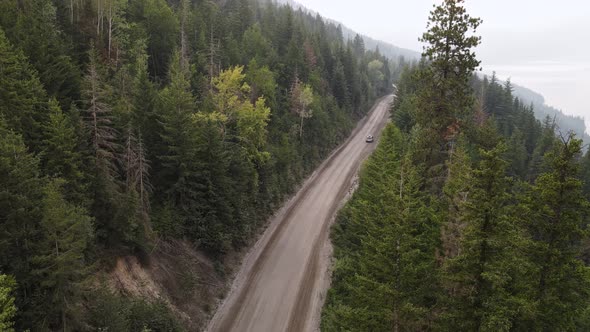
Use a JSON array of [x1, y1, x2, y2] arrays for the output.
[[299, 114, 304, 139]]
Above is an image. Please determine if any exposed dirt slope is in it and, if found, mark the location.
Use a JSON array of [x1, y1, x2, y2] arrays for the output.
[[107, 240, 225, 330]]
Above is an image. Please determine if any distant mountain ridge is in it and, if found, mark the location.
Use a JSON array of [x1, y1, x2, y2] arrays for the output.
[[267, 0, 588, 140], [267, 0, 420, 60], [512, 83, 590, 142]]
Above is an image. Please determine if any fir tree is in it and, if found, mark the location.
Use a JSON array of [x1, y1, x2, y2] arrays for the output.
[[416, 0, 482, 188], [442, 135, 533, 331], [526, 134, 590, 330], [41, 98, 86, 204], [323, 125, 440, 331], [156, 51, 200, 209], [32, 179, 93, 331], [0, 27, 48, 151], [0, 119, 44, 317]]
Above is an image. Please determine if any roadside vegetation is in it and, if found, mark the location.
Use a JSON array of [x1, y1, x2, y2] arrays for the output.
[[322, 0, 590, 331], [0, 0, 400, 330]]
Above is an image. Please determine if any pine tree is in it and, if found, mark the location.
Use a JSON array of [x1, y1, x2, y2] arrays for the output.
[[0, 27, 48, 151], [0, 119, 44, 316], [441, 139, 473, 259], [41, 98, 86, 204], [323, 125, 440, 331], [82, 49, 128, 245], [581, 150, 590, 200], [416, 0, 482, 188], [130, 44, 160, 165], [418, 0, 482, 129], [0, 0, 82, 108], [442, 135, 533, 331], [528, 116, 558, 181], [506, 128, 528, 179], [156, 51, 200, 209], [526, 134, 590, 330], [32, 179, 93, 331]]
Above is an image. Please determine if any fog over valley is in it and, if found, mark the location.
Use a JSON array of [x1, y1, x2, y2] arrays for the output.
[[296, 0, 590, 132]]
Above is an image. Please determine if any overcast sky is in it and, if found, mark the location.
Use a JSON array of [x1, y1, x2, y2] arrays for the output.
[[295, 0, 590, 130]]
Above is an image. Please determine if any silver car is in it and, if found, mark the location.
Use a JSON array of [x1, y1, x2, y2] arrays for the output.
[[365, 135, 374, 143]]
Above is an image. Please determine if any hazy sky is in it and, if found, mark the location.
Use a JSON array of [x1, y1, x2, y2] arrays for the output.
[[295, 0, 590, 129]]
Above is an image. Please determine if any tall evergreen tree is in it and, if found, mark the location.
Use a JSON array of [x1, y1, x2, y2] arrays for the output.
[[416, 0, 482, 188], [155, 51, 200, 209], [526, 134, 590, 330], [0, 119, 44, 322], [41, 98, 86, 204], [0, 27, 48, 151], [442, 133, 533, 331], [32, 179, 93, 331], [0, 0, 81, 108], [323, 125, 440, 331]]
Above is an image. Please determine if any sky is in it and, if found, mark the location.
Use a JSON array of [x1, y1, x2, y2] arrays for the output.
[[295, 0, 590, 130]]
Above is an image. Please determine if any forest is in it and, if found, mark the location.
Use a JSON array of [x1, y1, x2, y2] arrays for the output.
[[322, 1, 590, 331], [0, 0, 397, 330]]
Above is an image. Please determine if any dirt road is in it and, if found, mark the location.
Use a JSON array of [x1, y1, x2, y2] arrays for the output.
[[207, 95, 393, 332]]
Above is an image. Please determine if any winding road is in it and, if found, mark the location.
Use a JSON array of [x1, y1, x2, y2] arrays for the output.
[[207, 95, 394, 332]]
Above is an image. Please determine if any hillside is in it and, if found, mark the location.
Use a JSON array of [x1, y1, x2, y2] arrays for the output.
[[271, 0, 587, 141], [512, 83, 590, 142], [269, 0, 420, 61], [0, 0, 394, 330]]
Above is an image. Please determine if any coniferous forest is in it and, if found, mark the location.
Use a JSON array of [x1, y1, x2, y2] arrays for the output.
[[2, 0, 590, 331], [0, 0, 397, 330], [322, 1, 590, 331]]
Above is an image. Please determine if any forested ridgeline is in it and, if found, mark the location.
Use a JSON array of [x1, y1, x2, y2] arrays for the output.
[[322, 1, 590, 331], [0, 0, 397, 330]]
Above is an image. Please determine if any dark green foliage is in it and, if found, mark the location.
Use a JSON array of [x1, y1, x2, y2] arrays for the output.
[[524, 135, 590, 330], [441, 135, 534, 331], [323, 1, 590, 331], [130, 0, 179, 80], [0, 0, 394, 329], [323, 125, 440, 331], [0, 0, 81, 108], [417, 0, 482, 148], [0, 119, 44, 319], [88, 290, 183, 332], [32, 179, 93, 330], [41, 99, 87, 204], [0, 27, 48, 152]]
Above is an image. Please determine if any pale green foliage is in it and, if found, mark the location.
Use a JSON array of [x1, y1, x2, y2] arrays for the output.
[[212, 65, 251, 118], [236, 97, 271, 163], [367, 59, 385, 86], [0, 274, 16, 332], [299, 85, 314, 117], [212, 66, 271, 163], [289, 78, 314, 138]]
